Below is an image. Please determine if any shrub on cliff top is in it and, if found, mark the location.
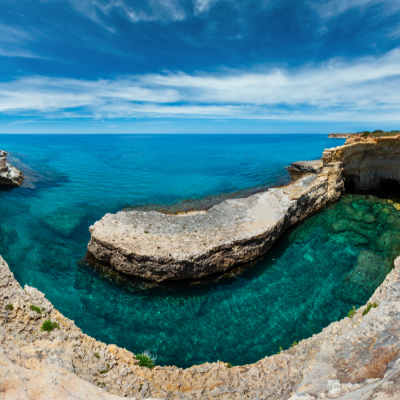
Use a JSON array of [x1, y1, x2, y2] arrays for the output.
[[5, 303, 13, 311], [30, 305, 42, 314], [136, 352, 156, 369], [41, 319, 60, 332], [362, 302, 378, 316]]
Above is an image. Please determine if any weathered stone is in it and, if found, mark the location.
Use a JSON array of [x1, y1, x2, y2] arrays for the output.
[[0, 150, 23, 186]]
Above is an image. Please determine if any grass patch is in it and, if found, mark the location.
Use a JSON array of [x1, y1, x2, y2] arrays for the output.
[[347, 306, 356, 318], [5, 304, 13, 311], [93, 352, 100, 359], [99, 369, 107, 374], [30, 305, 43, 314], [362, 302, 378, 316], [136, 352, 156, 369], [41, 319, 60, 332], [226, 363, 232, 368]]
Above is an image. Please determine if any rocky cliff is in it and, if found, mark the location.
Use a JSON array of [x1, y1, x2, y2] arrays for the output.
[[323, 136, 400, 190], [2, 252, 400, 400], [0, 150, 23, 186]]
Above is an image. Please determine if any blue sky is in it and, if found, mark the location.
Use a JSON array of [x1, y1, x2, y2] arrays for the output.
[[0, 0, 400, 133]]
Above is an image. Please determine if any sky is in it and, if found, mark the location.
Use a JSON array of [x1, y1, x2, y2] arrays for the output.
[[0, 0, 400, 133]]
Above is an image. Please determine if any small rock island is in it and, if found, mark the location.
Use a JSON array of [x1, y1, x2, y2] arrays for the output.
[[0, 150, 23, 186]]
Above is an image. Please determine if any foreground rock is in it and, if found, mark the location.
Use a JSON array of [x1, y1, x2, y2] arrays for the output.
[[2, 253, 400, 399], [88, 163, 343, 281], [0, 150, 23, 186], [287, 160, 323, 174]]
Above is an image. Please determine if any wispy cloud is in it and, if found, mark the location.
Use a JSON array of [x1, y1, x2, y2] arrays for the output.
[[68, 0, 187, 26], [1, 49, 400, 121], [313, 0, 400, 19]]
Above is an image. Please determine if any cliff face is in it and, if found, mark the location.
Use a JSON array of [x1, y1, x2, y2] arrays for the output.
[[2, 253, 400, 400], [0, 150, 23, 186], [88, 163, 343, 281], [323, 136, 400, 190]]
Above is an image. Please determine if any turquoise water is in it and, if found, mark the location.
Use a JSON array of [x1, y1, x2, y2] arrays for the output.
[[3, 134, 394, 368]]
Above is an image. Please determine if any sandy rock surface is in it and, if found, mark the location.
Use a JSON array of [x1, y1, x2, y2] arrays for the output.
[[0, 151, 23, 186], [88, 162, 344, 281]]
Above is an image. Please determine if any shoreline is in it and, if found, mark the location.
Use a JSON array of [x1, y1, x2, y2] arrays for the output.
[[3, 137, 400, 398]]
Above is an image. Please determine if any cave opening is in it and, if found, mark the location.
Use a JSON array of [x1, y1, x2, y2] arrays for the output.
[[344, 175, 400, 198]]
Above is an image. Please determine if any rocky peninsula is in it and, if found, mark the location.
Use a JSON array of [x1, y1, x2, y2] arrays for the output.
[[328, 133, 358, 139], [0, 150, 23, 186], [88, 136, 400, 282]]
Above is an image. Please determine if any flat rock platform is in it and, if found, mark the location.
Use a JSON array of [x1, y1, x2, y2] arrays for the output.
[[88, 163, 343, 281]]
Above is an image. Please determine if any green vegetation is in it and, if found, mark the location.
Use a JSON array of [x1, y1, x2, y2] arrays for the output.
[[277, 346, 283, 354], [99, 369, 107, 374], [362, 302, 378, 316], [41, 319, 60, 332], [93, 352, 100, 359], [30, 305, 42, 314], [226, 363, 232, 368], [5, 303, 13, 311], [347, 306, 356, 318], [136, 352, 156, 369], [290, 341, 299, 347], [97, 382, 105, 387], [361, 129, 400, 138]]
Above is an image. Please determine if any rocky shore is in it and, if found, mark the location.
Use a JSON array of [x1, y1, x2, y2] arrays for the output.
[[0, 150, 23, 186], [2, 252, 400, 399], [88, 136, 400, 282]]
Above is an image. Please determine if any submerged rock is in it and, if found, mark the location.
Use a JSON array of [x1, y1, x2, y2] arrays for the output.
[[340, 250, 392, 302], [0, 150, 23, 186]]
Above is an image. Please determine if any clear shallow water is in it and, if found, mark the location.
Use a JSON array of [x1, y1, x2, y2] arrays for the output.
[[5, 133, 394, 368]]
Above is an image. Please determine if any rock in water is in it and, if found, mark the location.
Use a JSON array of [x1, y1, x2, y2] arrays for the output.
[[0, 150, 23, 186]]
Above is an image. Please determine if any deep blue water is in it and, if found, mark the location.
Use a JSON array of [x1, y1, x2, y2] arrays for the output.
[[3, 133, 389, 368]]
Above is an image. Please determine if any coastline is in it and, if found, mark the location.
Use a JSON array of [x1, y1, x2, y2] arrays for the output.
[[3, 137, 400, 398]]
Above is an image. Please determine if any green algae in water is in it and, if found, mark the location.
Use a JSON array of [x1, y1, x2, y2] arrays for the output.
[[72, 193, 400, 368]]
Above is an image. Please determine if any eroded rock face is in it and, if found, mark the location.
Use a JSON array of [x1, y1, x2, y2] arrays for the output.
[[323, 136, 400, 190], [88, 163, 344, 281], [0, 150, 23, 186], [2, 253, 400, 399]]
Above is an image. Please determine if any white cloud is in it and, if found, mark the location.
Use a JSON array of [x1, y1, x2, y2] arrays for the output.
[[68, 0, 187, 25], [2, 49, 400, 121], [313, 0, 400, 19]]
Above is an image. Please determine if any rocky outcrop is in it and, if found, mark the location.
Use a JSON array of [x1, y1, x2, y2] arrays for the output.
[[2, 252, 400, 399], [328, 133, 358, 139], [323, 136, 400, 190], [0, 150, 23, 186], [88, 162, 344, 281], [287, 160, 323, 174]]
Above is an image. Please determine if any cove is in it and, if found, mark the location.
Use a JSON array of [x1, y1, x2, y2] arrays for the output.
[[5, 133, 392, 368]]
